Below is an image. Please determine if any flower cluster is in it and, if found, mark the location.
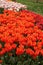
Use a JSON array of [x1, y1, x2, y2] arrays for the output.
[[0, 10, 43, 64], [29, 11, 43, 30], [0, 0, 27, 11]]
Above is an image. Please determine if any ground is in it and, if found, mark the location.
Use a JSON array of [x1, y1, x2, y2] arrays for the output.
[[17, 0, 43, 15]]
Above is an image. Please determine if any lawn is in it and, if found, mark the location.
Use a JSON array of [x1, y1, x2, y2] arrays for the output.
[[17, 0, 43, 15]]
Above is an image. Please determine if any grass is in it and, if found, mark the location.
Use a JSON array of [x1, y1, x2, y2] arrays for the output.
[[17, 0, 43, 15]]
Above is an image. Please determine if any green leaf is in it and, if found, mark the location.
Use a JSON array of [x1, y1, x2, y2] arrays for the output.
[[17, 61, 22, 65], [40, 61, 43, 65], [23, 60, 30, 65], [0, 8, 4, 14]]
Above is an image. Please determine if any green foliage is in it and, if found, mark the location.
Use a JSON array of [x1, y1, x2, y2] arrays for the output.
[[0, 8, 4, 14], [1, 53, 43, 65]]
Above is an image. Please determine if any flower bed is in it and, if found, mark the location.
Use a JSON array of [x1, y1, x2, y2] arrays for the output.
[[0, 10, 43, 65]]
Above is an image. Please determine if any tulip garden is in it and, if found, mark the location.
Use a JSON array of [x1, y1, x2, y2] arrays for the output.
[[0, 0, 43, 65]]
